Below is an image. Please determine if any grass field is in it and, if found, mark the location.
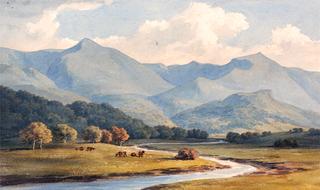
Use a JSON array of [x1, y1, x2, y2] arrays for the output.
[[144, 143, 320, 190], [0, 143, 219, 185]]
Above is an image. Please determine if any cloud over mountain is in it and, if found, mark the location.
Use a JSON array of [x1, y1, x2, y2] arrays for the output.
[[96, 2, 249, 65]]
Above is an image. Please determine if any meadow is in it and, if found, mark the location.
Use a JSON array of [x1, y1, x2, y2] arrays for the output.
[[144, 143, 320, 190], [0, 143, 220, 186]]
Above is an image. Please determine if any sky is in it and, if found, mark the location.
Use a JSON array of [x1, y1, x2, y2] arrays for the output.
[[0, 0, 319, 71]]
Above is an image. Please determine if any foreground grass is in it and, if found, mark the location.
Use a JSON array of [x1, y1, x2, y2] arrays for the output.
[[0, 143, 218, 183], [145, 143, 320, 190]]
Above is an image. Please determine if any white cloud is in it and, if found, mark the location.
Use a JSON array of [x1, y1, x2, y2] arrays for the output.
[[95, 2, 249, 64], [1, 0, 112, 51], [252, 24, 320, 71]]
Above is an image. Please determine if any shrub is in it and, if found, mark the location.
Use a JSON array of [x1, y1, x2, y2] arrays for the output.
[[175, 148, 199, 160]]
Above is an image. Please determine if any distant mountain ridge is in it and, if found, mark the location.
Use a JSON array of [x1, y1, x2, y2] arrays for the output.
[[149, 53, 320, 116], [172, 90, 320, 133]]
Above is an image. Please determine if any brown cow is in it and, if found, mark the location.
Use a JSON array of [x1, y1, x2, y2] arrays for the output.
[[131, 152, 137, 157], [115, 151, 122, 157], [138, 150, 145, 157], [79, 147, 84, 151], [86, 147, 95, 151]]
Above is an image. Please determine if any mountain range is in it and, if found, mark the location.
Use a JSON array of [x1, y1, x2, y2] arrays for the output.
[[172, 90, 320, 133], [1, 38, 320, 133]]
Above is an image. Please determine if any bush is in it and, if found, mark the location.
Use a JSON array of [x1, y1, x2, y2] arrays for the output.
[[175, 148, 199, 160], [274, 138, 298, 148]]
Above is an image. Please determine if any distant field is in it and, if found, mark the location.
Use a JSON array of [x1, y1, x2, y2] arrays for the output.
[[145, 143, 320, 190], [0, 143, 219, 186]]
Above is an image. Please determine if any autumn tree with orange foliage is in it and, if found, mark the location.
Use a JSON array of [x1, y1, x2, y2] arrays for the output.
[[101, 129, 113, 144], [111, 126, 129, 146]]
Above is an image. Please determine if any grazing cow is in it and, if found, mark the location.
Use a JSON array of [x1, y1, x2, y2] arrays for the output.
[[86, 147, 95, 151], [79, 147, 84, 151], [115, 151, 123, 157], [131, 152, 137, 157], [75, 147, 79, 151], [115, 151, 128, 157], [138, 150, 145, 157]]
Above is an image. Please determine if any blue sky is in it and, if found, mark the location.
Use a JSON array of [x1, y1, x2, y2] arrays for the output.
[[0, 0, 319, 71]]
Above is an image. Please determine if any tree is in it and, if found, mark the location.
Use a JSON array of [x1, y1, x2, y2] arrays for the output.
[[274, 138, 298, 148], [19, 122, 53, 150], [154, 125, 173, 139], [308, 128, 320, 136], [172, 127, 187, 139], [226, 132, 240, 143], [83, 126, 102, 143], [289, 128, 303, 133], [111, 126, 129, 145], [187, 129, 209, 139], [199, 131, 209, 139], [53, 124, 78, 143], [101, 129, 113, 144]]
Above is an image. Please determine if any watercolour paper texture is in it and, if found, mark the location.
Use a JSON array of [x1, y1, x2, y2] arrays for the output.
[[0, 1, 319, 190]]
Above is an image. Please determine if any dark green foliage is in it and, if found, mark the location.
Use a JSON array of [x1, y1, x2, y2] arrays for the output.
[[187, 129, 209, 139], [289, 128, 304, 133], [274, 138, 299, 148], [0, 86, 149, 140], [261, 131, 272, 136], [308, 128, 320, 136], [226, 131, 265, 144], [226, 132, 241, 143], [154, 125, 174, 139], [172, 127, 187, 139]]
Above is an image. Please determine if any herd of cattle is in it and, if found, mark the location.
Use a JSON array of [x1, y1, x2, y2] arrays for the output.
[[75, 146, 146, 157], [75, 146, 96, 151], [115, 150, 145, 157]]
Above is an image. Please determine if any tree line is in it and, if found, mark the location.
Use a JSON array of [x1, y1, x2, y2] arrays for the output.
[[19, 121, 130, 150], [226, 131, 272, 143]]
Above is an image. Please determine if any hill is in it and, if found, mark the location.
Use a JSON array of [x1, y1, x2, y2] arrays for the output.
[[92, 94, 176, 127], [172, 90, 320, 133], [150, 53, 320, 116], [0, 86, 152, 140]]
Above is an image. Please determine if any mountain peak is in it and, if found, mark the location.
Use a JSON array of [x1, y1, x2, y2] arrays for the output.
[[78, 38, 101, 48], [238, 52, 273, 62], [63, 38, 103, 54]]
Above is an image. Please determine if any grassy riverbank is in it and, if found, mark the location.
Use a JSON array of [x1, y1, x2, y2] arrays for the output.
[[0, 143, 221, 186], [144, 143, 320, 190]]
